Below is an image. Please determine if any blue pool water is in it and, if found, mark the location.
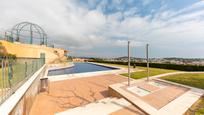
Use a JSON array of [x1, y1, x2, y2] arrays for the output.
[[48, 63, 118, 76]]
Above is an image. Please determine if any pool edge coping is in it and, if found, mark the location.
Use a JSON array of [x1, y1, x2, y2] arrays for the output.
[[45, 62, 131, 82]]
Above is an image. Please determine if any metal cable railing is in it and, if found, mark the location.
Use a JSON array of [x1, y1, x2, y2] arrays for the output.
[[0, 57, 45, 104]]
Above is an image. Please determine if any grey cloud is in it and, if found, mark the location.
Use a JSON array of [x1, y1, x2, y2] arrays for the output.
[[0, 0, 204, 57]]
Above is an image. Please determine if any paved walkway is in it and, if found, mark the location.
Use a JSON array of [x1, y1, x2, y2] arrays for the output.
[[30, 74, 143, 115]]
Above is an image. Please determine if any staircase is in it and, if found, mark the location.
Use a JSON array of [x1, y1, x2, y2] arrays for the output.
[[55, 97, 131, 115]]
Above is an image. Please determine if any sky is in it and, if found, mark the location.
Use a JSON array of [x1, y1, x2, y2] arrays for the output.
[[0, 0, 204, 58]]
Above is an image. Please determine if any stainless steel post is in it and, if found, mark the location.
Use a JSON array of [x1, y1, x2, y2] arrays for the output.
[[128, 41, 130, 86], [146, 44, 149, 81]]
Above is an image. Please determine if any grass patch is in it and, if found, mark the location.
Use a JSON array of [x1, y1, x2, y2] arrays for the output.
[[185, 96, 204, 115], [122, 66, 177, 79], [97, 62, 177, 79], [162, 73, 204, 89], [196, 96, 204, 115]]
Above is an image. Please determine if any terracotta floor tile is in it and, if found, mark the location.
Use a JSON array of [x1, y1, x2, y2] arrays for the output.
[[29, 74, 127, 115]]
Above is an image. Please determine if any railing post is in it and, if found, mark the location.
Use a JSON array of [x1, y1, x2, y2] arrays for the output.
[[35, 60, 37, 71], [32, 60, 34, 74], [1, 58, 4, 102], [3, 57, 6, 100], [8, 59, 12, 88], [25, 62, 27, 78], [8, 58, 14, 95], [3, 58, 6, 100]]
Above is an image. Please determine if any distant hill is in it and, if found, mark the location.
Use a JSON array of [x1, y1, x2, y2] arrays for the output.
[[114, 56, 144, 60], [104, 57, 204, 65]]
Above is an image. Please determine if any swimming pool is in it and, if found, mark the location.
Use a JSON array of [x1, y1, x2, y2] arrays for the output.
[[48, 63, 118, 76]]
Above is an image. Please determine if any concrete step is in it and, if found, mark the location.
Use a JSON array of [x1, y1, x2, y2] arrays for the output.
[[97, 97, 118, 103], [55, 97, 131, 115], [80, 97, 119, 111], [83, 97, 113, 108]]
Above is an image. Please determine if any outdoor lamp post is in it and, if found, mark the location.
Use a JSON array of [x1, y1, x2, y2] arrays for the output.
[[128, 41, 130, 86]]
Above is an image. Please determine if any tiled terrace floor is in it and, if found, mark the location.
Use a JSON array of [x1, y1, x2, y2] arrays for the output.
[[29, 74, 143, 115], [122, 80, 189, 109], [141, 83, 188, 109]]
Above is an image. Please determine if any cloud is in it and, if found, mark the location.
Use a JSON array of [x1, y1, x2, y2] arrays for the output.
[[142, 0, 153, 6], [0, 0, 107, 49], [0, 0, 204, 57], [113, 40, 143, 47]]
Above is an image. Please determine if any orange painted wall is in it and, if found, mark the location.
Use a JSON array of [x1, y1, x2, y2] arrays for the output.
[[0, 40, 67, 63]]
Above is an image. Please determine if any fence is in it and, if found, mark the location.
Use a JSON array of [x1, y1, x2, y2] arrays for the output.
[[0, 57, 45, 104]]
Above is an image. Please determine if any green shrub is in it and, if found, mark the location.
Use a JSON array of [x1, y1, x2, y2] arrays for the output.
[[90, 60, 204, 71]]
